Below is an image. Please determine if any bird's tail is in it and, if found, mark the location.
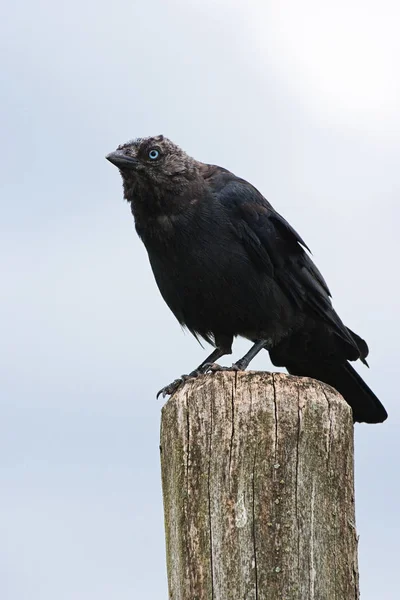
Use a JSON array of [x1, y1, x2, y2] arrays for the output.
[[285, 360, 387, 424]]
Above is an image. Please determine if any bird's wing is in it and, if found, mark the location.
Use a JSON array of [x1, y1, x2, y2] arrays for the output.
[[214, 175, 360, 353]]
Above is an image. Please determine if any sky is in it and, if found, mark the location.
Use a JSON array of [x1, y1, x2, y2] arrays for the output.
[[1, 0, 399, 598]]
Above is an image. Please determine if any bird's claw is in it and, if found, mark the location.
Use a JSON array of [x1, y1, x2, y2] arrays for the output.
[[204, 362, 240, 373], [157, 377, 185, 399], [156, 373, 195, 399], [157, 363, 243, 398]]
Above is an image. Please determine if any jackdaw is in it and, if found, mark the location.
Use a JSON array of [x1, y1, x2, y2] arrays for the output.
[[106, 135, 387, 424]]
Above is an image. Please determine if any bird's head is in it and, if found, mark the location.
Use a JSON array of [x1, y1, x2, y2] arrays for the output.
[[106, 135, 199, 201]]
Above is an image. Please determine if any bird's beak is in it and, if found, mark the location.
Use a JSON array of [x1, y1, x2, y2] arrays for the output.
[[105, 150, 138, 169]]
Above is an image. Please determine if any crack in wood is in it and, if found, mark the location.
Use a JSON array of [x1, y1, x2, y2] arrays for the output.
[[271, 374, 278, 463], [207, 391, 214, 600], [228, 379, 235, 482], [252, 445, 259, 600], [295, 384, 301, 583]]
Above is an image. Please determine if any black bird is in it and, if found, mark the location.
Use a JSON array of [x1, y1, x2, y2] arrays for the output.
[[106, 135, 387, 424]]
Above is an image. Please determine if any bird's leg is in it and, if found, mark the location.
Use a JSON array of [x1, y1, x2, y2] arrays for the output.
[[234, 339, 269, 370], [156, 342, 232, 399], [191, 347, 231, 376], [206, 339, 268, 373]]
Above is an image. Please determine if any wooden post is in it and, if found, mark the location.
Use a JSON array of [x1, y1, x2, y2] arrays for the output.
[[160, 371, 359, 600]]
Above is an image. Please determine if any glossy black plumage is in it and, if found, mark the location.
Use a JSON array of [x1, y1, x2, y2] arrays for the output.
[[106, 135, 387, 424]]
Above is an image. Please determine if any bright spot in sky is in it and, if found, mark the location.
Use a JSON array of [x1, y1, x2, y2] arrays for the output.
[[256, 1, 400, 132], [197, 0, 400, 134]]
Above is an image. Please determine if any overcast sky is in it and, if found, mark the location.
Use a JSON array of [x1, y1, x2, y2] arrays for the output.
[[1, 1, 399, 598]]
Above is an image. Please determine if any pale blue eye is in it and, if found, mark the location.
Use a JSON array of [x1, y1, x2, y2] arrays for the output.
[[148, 149, 159, 160]]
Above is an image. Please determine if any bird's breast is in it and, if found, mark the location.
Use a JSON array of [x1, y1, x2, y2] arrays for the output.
[[136, 205, 296, 340]]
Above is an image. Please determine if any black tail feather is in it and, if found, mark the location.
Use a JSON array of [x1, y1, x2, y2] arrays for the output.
[[285, 360, 387, 424]]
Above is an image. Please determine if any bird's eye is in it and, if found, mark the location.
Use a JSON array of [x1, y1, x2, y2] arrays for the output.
[[148, 148, 160, 160]]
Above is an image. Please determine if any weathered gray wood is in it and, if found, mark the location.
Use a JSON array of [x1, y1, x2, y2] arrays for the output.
[[160, 371, 359, 600]]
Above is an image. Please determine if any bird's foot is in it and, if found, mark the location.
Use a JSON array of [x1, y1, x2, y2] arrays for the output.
[[204, 362, 241, 373], [156, 362, 246, 398], [156, 369, 203, 399], [157, 376, 188, 399]]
